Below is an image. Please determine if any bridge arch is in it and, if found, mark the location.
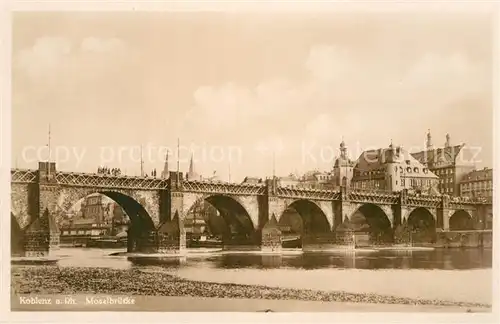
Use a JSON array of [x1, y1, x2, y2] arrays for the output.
[[449, 209, 474, 231], [184, 197, 230, 237], [407, 207, 436, 243], [348, 203, 393, 243], [58, 189, 155, 231], [279, 199, 331, 234], [184, 194, 257, 238]]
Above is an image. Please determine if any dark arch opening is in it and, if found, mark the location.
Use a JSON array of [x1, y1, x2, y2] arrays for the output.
[[281, 200, 330, 234], [278, 207, 304, 248], [407, 207, 436, 244], [185, 195, 255, 247], [349, 204, 393, 244], [184, 199, 224, 247], [449, 210, 474, 231], [61, 192, 155, 251], [100, 191, 155, 230], [11, 213, 24, 256]]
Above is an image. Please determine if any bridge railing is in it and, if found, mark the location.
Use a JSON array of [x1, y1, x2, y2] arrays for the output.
[[183, 180, 266, 195], [11, 169, 38, 183], [55, 172, 169, 189], [275, 186, 341, 199]]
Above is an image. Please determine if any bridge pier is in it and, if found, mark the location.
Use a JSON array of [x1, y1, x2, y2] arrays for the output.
[[21, 208, 60, 257], [221, 215, 283, 253], [127, 217, 187, 255]]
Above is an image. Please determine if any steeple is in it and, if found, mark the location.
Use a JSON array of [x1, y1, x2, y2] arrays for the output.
[[426, 129, 433, 150], [161, 150, 169, 179], [189, 153, 194, 174], [186, 153, 200, 180]]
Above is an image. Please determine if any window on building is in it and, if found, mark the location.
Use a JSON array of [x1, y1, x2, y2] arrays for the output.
[[401, 179, 405, 186]]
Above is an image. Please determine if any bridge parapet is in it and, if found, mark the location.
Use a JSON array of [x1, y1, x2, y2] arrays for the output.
[[183, 180, 266, 195], [348, 189, 398, 204], [275, 187, 341, 200], [11, 169, 37, 183], [11, 169, 170, 190], [449, 201, 489, 210], [405, 195, 441, 208], [449, 196, 492, 206], [55, 172, 169, 190]]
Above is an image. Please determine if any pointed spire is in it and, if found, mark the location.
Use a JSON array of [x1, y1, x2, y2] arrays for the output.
[[189, 153, 194, 174], [161, 150, 169, 179]]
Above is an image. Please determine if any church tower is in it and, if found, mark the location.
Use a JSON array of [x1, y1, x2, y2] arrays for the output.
[[333, 139, 354, 188], [385, 140, 402, 192]]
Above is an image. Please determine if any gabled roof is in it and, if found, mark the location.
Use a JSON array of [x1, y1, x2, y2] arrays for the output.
[[354, 146, 438, 179], [410, 144, 464, 167]]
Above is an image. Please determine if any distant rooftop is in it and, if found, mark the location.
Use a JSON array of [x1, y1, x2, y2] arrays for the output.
[[461, 167, 493, 183]]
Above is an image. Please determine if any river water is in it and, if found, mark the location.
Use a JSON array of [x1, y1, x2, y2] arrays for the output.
[[45, 247, 492, 304]]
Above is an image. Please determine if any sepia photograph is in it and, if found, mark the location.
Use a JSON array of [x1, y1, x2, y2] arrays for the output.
[[4, 1, 498, 320]]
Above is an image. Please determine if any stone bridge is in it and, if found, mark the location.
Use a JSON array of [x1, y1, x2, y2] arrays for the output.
[[11, 162, 492, 256]]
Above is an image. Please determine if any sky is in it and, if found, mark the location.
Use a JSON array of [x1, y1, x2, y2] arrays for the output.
[[11, 10, 494, 182]]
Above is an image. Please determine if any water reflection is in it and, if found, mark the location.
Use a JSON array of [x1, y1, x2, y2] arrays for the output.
[[48, 248, 492, 271]]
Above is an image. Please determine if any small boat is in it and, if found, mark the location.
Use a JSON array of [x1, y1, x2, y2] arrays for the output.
[[86, 237, 127, 248], [282, 235, 302, 248], [187, 236, 223, 248]]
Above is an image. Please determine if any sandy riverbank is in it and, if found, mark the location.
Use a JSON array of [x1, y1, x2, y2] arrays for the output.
[[10, 266, 491, 312], [171, 267, 492, 304]]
